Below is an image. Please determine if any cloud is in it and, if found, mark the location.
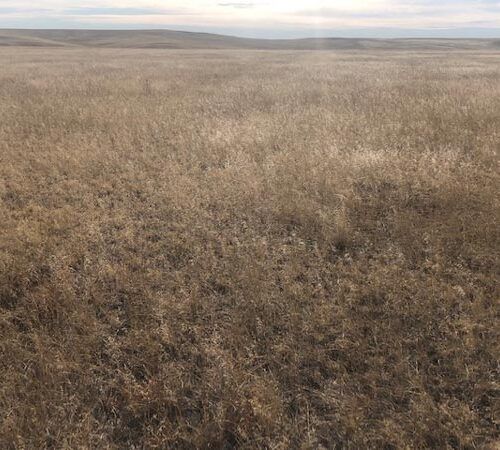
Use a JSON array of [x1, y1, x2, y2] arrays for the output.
[[289, 0, 500, 27], [218, 3, 256, 8], [0, 7, 52, 14], [63, 7, 193, 16], [0, 0, 498, 37]]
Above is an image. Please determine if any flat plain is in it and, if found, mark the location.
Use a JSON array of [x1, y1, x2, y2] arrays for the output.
[[0, 44, 499, 448]]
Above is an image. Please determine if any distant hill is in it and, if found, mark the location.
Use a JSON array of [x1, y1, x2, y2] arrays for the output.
[[0, 29, 498, 50]]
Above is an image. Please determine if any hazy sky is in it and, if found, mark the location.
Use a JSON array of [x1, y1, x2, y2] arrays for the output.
[[1, 0, 499, 38]]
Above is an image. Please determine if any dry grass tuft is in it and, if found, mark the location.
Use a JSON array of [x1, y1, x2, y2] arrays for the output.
[[0, 48, 499, 448]]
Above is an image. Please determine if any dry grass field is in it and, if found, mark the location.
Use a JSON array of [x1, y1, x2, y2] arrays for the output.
[[0, 47, 499, 448]]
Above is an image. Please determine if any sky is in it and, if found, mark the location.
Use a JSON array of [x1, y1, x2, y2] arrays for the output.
[[0, 0, 499, 38]]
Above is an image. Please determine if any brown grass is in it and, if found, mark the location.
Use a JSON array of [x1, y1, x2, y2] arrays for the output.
[[0, 47, 499, 449]]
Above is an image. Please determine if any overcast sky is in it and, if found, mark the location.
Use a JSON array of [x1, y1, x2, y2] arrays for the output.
[[1, 0, 499, 38]]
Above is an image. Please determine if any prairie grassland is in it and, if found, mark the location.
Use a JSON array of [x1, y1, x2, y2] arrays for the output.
[[0, 48, 499, 449]]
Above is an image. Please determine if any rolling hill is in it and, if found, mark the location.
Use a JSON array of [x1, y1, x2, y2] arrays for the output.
[[0, 29, 498, 50]]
